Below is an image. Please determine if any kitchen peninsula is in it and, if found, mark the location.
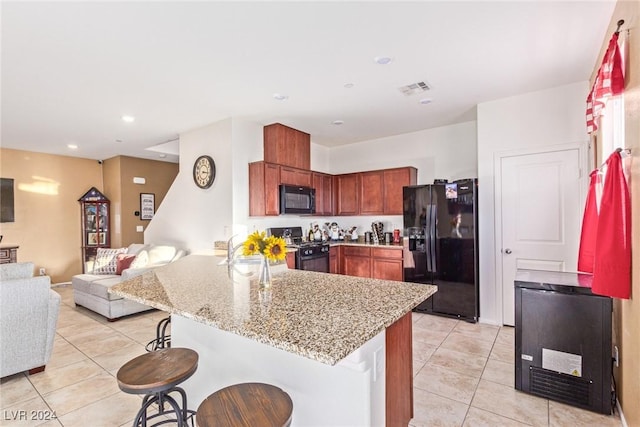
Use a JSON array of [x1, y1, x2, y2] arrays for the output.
[[110, 255, 436, 426]]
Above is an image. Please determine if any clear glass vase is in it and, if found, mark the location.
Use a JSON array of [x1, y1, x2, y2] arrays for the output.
[[258, 255, 272, 289]]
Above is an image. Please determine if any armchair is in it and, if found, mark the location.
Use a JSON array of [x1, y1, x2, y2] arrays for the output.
[[0, 262, 60, 378]]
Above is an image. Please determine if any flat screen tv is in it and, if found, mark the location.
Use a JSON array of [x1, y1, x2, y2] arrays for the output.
[[1, 178, 15, 223]]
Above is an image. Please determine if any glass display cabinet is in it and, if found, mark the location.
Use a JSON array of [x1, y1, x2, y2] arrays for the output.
[[78, 187, 110, 272]]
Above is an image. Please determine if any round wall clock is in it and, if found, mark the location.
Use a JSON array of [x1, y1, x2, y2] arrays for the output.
[[193, 155, 216, 189]]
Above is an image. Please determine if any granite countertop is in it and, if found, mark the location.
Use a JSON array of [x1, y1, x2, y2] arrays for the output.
[[110, 254, 435, 365]]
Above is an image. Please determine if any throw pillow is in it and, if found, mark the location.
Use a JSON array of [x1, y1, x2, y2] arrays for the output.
[[130, 250, 149, 269], [92, 247, 128, 274], [115, 254, 136, 275]]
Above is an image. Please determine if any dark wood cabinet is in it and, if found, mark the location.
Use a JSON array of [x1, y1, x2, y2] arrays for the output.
[[263, 123, 310, 170], [280, 166, 312, 187], [249, 162, 281, 216], [359, 171, 385, 215], [79, 187, 110, 273], [313, 172, 333, 216], [334, 174, 360, 216], [371, 248, 404, 281], [383, 167, 417, 215]]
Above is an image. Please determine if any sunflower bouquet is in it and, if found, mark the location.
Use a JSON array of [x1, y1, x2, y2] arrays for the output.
[[242, 231, 287, 262]]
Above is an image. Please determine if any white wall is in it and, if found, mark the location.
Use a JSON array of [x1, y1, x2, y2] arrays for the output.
[[476, 81, 589, 324], [145, 119, 234, 253], [327, 121, 478, 184]]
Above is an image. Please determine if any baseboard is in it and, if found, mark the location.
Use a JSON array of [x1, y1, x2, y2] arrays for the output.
[[51, 282, 71, 288], [617, 399, 627, 427], [478, 317, 503, 327]]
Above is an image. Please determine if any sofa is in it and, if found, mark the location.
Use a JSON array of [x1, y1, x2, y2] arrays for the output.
[[0, 262, 61, 378], [72, 243, 186, 321]]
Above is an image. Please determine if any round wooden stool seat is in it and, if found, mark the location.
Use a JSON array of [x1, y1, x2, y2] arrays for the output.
[[117, 347, 198, 394], [117, 348, 199, 427], [196, 382, 293, 427]]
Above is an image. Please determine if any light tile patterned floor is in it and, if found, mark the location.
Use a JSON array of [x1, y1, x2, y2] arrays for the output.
[[0, 284, 624, 426]]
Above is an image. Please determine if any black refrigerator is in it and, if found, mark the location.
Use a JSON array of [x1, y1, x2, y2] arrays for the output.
[[402, 179, 479, 322]]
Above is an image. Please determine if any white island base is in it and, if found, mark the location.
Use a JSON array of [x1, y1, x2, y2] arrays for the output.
[[173, 315, 387, 426]]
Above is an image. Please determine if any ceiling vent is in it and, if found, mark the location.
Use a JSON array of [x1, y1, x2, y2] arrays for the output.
[[398, 81, 431, 96]]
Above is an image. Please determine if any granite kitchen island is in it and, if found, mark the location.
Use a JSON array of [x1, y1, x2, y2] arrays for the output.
[[110, 254, 436, 427]]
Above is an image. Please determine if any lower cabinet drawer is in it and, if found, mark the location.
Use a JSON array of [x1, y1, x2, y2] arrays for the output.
[[343, 246, 371, 257], [371, 248, 403, 259]]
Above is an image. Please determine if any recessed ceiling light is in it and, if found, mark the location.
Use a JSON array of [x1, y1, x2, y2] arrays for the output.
[[373, 56, 392, 65], [419, 98, 433, 105], [344, 83, 354, 89], [121, 115, 135, 123], [272, 93, 289, 101], [67, 144, 78, 150], [332, 120, 344, 125], [158, 154, 167, 158]]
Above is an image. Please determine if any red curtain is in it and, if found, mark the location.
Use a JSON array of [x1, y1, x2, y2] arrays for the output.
[[591, 152, 631, 299], [586, 32, 624, 134], [577, 170, 601, 273]]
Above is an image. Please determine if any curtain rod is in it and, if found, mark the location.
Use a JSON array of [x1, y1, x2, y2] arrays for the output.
[[599, 147, 631, 170]]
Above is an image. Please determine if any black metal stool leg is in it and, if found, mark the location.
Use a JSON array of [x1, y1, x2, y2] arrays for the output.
[[133, 390, 185, 427], [146, 317, 171, 352]]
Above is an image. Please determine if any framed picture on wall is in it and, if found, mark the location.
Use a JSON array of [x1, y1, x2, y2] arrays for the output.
[[140, 193, 155, 220]]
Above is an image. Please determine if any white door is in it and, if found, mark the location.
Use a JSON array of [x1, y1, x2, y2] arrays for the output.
[[499, 148, 583, 325]]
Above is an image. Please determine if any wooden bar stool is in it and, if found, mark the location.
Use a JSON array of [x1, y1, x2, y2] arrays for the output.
[[196, 382, 293, 427], [117, 347, 198, 427]]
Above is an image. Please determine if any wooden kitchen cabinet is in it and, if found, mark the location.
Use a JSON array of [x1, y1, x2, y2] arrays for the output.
[[339, 246, 404, 281], [383, 167, 417, 215], [360, 171, 385, 215], [285, 252, 296, 269], [313, 172, 333, 215], [371, 248, 404, 281], [280, 166, 312, 187], [335, 167, 417, 217], [329, 245, 340, 274], [249, 161, 281, 216], [263, 123, 311, 170], [334, 173, 360, 216], [342, 246, 371, 278]]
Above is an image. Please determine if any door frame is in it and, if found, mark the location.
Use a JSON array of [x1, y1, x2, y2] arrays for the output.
[[493, 141, 588, 325]]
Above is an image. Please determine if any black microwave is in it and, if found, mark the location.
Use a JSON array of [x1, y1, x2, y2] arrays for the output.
[[279, 185, 316, 215]]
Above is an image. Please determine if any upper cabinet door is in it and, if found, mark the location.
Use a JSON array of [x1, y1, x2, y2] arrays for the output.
[[313, 172, 333, 216], [335, 174, 360, 216], [263, 123, 311, 170], [280, 166, 312, 187], [359, 171, 384, 215], [383, 167, 417, 215]]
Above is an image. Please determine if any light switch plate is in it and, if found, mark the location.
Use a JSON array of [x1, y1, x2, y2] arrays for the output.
[[136, 226, 144, 232]]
